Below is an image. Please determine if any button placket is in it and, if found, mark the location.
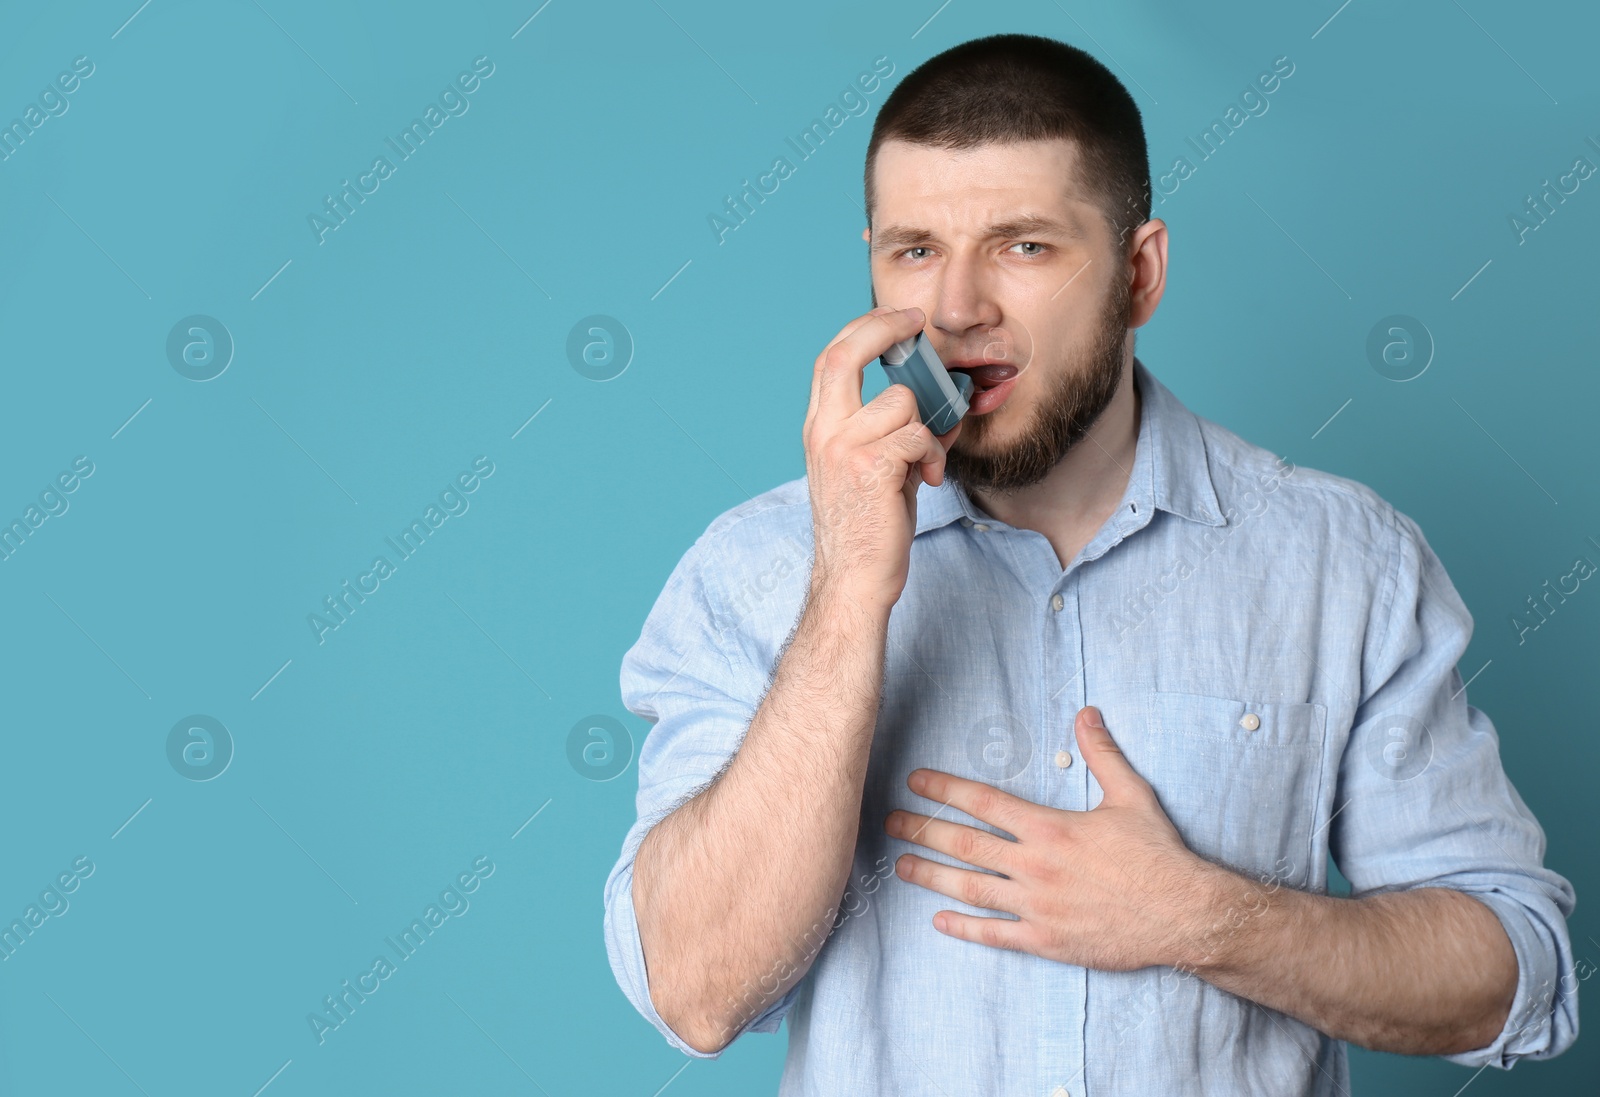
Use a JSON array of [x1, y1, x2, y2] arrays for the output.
[[1052, 589, 1072, 770]]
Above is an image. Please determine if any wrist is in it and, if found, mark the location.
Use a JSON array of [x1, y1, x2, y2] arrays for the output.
[[806, 574, 898, 624], [1167, 859, 1268, 977]]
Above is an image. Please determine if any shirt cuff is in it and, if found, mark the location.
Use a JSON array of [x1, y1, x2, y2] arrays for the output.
[[603, 835, 800, 1058], [1437, 888, 1575, 1069]]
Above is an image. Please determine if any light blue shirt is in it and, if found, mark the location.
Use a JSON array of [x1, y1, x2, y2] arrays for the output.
[[603, 359, 1576, 1095]]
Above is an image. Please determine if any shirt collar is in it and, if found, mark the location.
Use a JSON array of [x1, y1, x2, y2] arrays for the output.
[[914, 357, 1227, 536]]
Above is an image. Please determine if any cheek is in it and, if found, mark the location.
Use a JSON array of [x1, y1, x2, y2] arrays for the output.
[[1015, 324, 1071, 387]]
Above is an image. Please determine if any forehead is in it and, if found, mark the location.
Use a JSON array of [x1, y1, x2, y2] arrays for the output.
[[870, 137, 1100, 229]]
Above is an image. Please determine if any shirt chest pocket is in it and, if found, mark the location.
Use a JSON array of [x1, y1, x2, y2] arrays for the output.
[[1133, 690, 1328, 889]]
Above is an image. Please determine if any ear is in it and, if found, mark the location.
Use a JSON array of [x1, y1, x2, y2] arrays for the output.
[[1126, 218, 1168, 330], [862, 226, 871, 243]]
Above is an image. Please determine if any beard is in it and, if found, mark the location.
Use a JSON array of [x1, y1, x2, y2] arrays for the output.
[[944, 277, 1132, 495]]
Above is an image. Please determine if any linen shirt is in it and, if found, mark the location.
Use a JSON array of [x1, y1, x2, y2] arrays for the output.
[[602, 358, 1577, 1096]]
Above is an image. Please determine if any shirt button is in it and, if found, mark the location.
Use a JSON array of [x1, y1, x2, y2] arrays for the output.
[[1050, 593, 1064, 612], [1240, 712, 1261, 731], [1055, 750, 1073, 768], [960, 516, 973, 527], [1050, 1087, 1071, 1097], [974, 522, 990, 532]]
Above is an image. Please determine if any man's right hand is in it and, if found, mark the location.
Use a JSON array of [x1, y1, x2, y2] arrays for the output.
[[803, 305, 961, 613]]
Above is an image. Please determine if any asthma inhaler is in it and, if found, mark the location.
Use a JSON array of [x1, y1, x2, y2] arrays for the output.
[[880, 332, 973, 435]]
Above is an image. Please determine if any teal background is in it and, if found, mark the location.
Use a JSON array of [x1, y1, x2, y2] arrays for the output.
[[0, 0, 1593, 1093]]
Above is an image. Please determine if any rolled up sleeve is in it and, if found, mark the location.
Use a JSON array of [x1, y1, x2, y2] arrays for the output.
[[1333, 507, 1577, 1069], [601, 533, 801, 1058]]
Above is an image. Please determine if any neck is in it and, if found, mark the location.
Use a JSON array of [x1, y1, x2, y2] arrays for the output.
[[966, 355, 1142, 552]]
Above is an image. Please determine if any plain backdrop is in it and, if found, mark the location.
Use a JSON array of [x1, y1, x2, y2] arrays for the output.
[[0, 1, 1593, 1094]]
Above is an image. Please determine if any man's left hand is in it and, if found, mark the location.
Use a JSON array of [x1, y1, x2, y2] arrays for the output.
[[885, 704, 1221, 971]]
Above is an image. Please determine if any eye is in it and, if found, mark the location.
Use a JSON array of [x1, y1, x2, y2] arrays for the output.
[[898, 246, 932, 261], [1010, 241, 1048, 257]]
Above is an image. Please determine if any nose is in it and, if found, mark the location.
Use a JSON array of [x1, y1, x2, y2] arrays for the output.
[[930, 248, 1002, 340]]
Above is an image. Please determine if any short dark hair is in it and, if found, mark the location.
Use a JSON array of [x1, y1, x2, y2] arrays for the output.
[[865, 33, 1151, 249]]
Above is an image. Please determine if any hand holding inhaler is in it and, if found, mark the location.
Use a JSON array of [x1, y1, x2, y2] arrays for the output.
[[803, 307, 957, 611]]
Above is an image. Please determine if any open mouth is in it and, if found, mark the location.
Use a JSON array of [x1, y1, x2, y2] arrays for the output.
[[946, 362, 1020, 415]]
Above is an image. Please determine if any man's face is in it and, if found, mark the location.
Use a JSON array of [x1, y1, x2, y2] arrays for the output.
[[866, 137, 1134, 493]]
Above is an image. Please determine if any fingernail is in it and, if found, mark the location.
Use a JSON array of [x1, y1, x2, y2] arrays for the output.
[[1086, 706, 1105, 728], [904, 306, 924, 322]]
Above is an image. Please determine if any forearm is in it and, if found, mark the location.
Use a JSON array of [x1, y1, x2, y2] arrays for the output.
[[1179, 865, 1518, 1054], [633, 580, 889, 1053]]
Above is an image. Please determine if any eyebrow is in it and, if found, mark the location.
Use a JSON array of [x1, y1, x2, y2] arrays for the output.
[[869, 213, 1087, 252]]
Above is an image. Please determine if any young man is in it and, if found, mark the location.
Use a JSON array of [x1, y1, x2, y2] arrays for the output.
[[603, 33, 1576, 1095]]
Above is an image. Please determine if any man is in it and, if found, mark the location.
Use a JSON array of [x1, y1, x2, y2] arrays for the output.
[[602, 32, 1577, 1095]]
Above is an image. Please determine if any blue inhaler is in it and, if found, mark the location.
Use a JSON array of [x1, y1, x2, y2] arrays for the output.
[[879, 332, 972, 435]]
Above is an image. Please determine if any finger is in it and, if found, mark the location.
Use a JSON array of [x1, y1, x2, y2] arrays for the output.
[[815, 307, 925, 425], [809, 307, 899, 422], [901, 460, 924, 507], [1075, 706, 1152, 806], [893, 852, 1019, 915], [912, 416, 961, 488], [928, 910, 1031, 952], [915, 419, 954, 486], [869, 416, 945, 478], [813, 310, 901, 421], [825, 395, 935, 495], [856, 402, 958, 485], [825, 305, 899, 351], [813, 402, 925, 512], [848, 379, 921, 437], [906, 768, 1034, 837], [885, 809, 1017, 874]]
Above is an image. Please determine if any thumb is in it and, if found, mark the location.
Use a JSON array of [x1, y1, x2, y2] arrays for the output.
[[1075, 706, 1149, 804]]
